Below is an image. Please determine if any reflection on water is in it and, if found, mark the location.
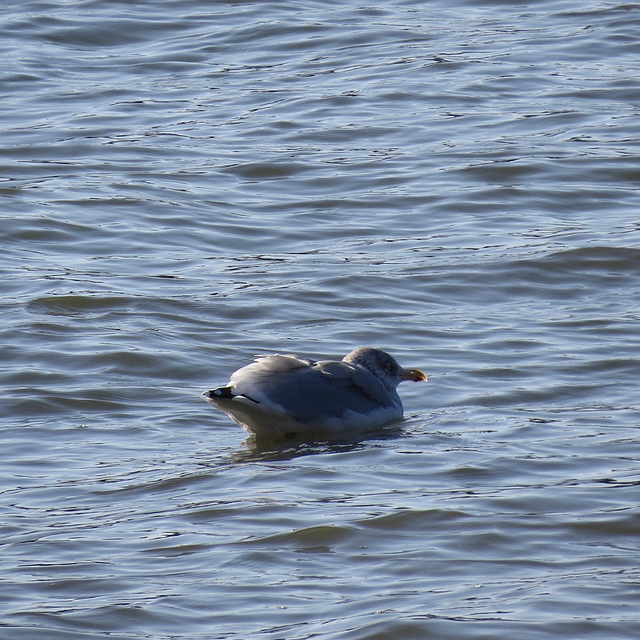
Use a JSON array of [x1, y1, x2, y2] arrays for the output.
[[228, 424, 408, 464]]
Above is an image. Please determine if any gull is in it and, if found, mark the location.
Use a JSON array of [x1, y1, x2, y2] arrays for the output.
[[202, 347, 426, 438]]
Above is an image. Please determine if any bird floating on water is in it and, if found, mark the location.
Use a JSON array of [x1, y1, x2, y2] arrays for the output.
[[202, 347, 427, 438]]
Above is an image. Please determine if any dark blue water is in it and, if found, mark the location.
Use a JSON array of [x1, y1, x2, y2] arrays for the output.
[[2, 1, 640, 638]]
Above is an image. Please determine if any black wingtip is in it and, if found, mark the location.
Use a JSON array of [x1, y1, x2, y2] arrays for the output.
[[202, 387, 260, 404], [203, 386, 235, 400]]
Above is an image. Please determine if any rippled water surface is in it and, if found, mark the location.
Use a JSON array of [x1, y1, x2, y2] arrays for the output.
[[2, 0, 640, 638]]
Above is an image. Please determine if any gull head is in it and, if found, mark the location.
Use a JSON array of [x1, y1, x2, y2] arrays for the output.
[[342, 347, 427, 391]]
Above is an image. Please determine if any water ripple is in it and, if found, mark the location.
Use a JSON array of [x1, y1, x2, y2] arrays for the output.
[[2, 0, 640, 638]]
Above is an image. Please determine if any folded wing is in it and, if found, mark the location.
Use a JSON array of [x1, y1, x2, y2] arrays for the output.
[[224, 354, 400, 424]]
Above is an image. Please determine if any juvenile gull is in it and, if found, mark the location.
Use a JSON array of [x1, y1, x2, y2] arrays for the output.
[[202, 347, 427, 438]]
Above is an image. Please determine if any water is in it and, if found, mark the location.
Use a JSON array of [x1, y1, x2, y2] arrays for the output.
[[2, 0, 640, 638]]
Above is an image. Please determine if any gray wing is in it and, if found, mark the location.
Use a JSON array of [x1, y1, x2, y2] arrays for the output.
[[248, 360, 399, 423]]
